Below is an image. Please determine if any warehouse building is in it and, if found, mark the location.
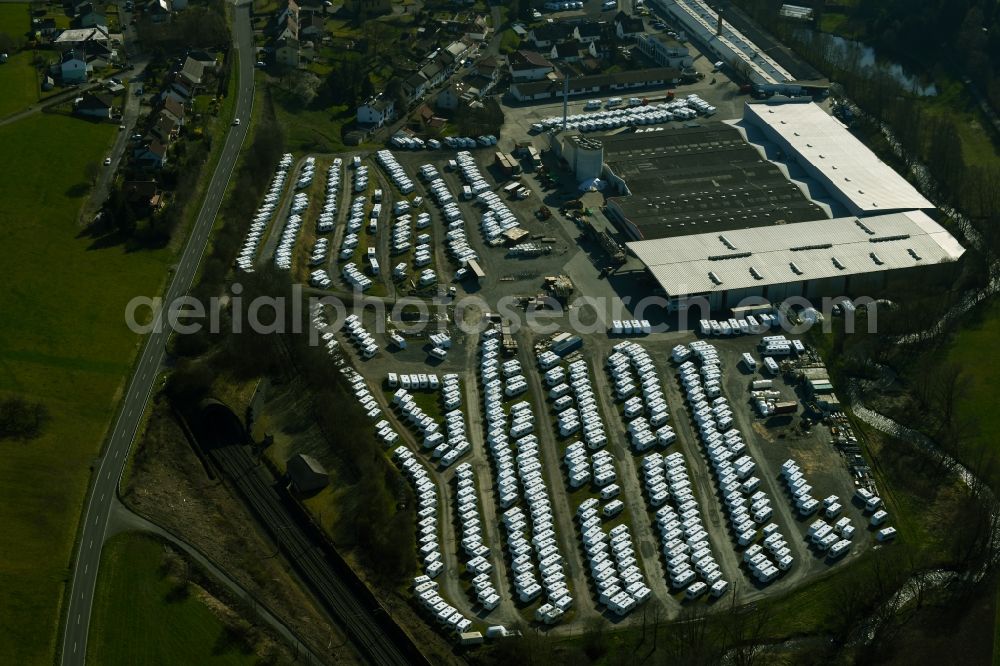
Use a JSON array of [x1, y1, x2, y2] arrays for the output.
[[626, 210, 965, 311], [740, 102, 935, 217], [651, 0, 827, 95], [601, 124, 825, 240]]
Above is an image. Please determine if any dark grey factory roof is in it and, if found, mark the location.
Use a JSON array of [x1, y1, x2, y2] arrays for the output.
[[604, 123, 824, 239]]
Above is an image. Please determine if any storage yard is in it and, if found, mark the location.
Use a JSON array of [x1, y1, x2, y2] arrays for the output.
[[223, 3, 948, 645]]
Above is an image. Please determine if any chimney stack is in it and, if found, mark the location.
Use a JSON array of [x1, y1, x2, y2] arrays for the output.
[[716, 10, 724, 36]]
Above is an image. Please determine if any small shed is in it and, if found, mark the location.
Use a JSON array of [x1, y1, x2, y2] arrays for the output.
[[287, 453, 329, 494]]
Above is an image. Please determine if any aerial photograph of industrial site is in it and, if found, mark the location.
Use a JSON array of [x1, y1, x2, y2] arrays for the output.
[[2, 0, 1000, 664]]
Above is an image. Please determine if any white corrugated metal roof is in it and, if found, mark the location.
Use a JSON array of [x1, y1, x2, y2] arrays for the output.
[[744, 102, 935, 214], [627, 210, 965, 296], [665, 0, 795, 85]]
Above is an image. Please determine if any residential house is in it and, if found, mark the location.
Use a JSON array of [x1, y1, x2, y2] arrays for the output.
[[636, 33, 692, 69], [435, 82, 464, 111], [75, 92, 113, 119], [509, 66, 679, 101], [474, 55, 503, 84], [32, 17, 57, 37], [61, 50, 87, 83], [528, 22, 573, 49], [161, 96, 186, 126], [160, 81, 191, 105], [179, 56, 205, 87], [464, 15, 491, 41], [299, 14, 325, 39], [508, 50, 556, 82], [123, 180, 163, 211], [438, 39, 472, 74], [54, 26, 111, 52], [145, 0, 172, 22], [134, 139, 168, 168], [573, 22, 607, 44], [356, 94, 396, 127], [77, 9, 107, 28], [149, 112, 178, 143], [275, 37, 300, 67], [288, 0, 324, 17], [187, 49, 217, 71], [402, 71, 429, 102], [550, 40, 585, 62], [614, 12, 645, 41], [419, 60, 446, 89]]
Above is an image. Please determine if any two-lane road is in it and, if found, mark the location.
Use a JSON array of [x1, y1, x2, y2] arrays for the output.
[[60, 4, 255, 664]]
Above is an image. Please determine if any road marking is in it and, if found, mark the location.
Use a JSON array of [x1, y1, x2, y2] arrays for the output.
[[89, 539, 93, 550], [84, 564, 88, 575], [76, 614, 80, 625], [73, 642, 77, 654]]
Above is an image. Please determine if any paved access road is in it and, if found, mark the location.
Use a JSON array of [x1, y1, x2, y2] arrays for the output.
[[59, 4, 255, 664]]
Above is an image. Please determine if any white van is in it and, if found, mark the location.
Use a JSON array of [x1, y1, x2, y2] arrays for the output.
[[606, 97, 623, 108]]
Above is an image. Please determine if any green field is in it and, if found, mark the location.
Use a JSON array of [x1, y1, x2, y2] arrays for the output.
[[0, 3, 38, 118], [0, 51, 40, 118], [946, 300, 1000, 485], [0, 1, 27, 34], [87, 533, 258, 666], [0, 114, 174, 665]]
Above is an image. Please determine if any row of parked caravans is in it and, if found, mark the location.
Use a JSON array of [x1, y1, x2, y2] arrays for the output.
[[454, 461, 503, 611], [641, 453, 729, 598], [552, 356, 609, 448], [376, 149, 416, 194], [394, 447, 474, 636], [455, 151, 526, 246], [855, 487, 896, 541], [341, 367, 385, 423], [479, 332, 574, 615], [698, 313, 780, 337], [310, 303, 342, 360], [352, 160, 370, 193], [422, 164, 480, 270], [237, 153, 294, 273], [533, 95, 713, 134], [780, 458, 836, 519], [677, 341, 794, 583], [315, 158, 341, 235], [387, 371, 449, 392], [274, 189, 308, 271], [576, 499, 653, 616], [609, 319, 653, 336], [410, 575, 475, 639], [341, 261, 374, 292], [607, 342, 674, 452], [390, 386, 471, 469], [295, 155, 316, 190], [341, 313, 379, 359], [273, 157, 316, 270]]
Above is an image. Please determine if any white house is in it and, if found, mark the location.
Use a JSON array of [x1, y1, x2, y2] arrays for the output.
[[637, 33, 693, 69], [508, 50, 555, 82], [357, 95, 396, 127]]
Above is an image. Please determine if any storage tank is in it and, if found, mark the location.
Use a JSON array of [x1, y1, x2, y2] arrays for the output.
[[564, 134, 604, 182]]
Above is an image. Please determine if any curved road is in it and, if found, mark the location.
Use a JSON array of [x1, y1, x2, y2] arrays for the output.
[[59, 3, 256, 664]]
